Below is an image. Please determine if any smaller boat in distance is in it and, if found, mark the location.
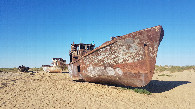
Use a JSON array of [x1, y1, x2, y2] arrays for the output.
[[18, 65, 29, 72], [42, 58, 67, 73]]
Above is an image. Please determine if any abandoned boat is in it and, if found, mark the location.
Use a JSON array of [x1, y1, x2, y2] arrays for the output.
[[42, 58, 66, 73], [18, 65, 29, 72], [68, 25, 164, 87]]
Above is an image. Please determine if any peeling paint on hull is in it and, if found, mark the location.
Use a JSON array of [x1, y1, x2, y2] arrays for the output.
[[69, 25, 164, 87]]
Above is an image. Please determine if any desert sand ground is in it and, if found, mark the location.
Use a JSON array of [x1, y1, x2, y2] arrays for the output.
[[0, 70, 194, 109]]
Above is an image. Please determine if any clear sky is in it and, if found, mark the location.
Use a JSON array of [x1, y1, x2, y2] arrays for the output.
[[0, 0, 195, 68]]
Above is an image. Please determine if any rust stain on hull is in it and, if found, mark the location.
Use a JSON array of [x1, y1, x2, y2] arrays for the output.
[[68, 25, 164, 87]]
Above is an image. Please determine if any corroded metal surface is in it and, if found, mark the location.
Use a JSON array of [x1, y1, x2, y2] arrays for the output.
[[69, 43, 95, 63], [68, 25, 164, 87]]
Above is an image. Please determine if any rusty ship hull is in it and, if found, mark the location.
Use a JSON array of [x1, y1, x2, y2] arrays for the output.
[[68, 25, 164, 87]]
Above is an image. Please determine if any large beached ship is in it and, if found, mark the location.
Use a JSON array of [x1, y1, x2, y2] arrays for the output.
[[68, 25, 164, 87]]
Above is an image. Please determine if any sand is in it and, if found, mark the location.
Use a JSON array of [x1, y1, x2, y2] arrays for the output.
[[0, 70, 194, 109]]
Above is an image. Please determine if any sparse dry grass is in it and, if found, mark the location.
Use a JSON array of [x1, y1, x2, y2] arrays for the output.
[[29, 67, 43, 72], [155, 65, 195, 73], [0, 67, 43, 73], [120, 87, 151, 95], [0, 68, 18, 73], [158, 74, 172, 77]]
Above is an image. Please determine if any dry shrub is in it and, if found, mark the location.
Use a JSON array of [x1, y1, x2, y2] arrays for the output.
[[0, 68, 18, 73], [155, 65, 195, 73]]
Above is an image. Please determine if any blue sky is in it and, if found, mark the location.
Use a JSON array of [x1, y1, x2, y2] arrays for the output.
[[0, 0, 195, 68]]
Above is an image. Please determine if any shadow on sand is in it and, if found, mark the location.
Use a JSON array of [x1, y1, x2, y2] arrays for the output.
[[62, 72, 69, 73], [136, 80, 191, 93], [74, 80, 191, 93]]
